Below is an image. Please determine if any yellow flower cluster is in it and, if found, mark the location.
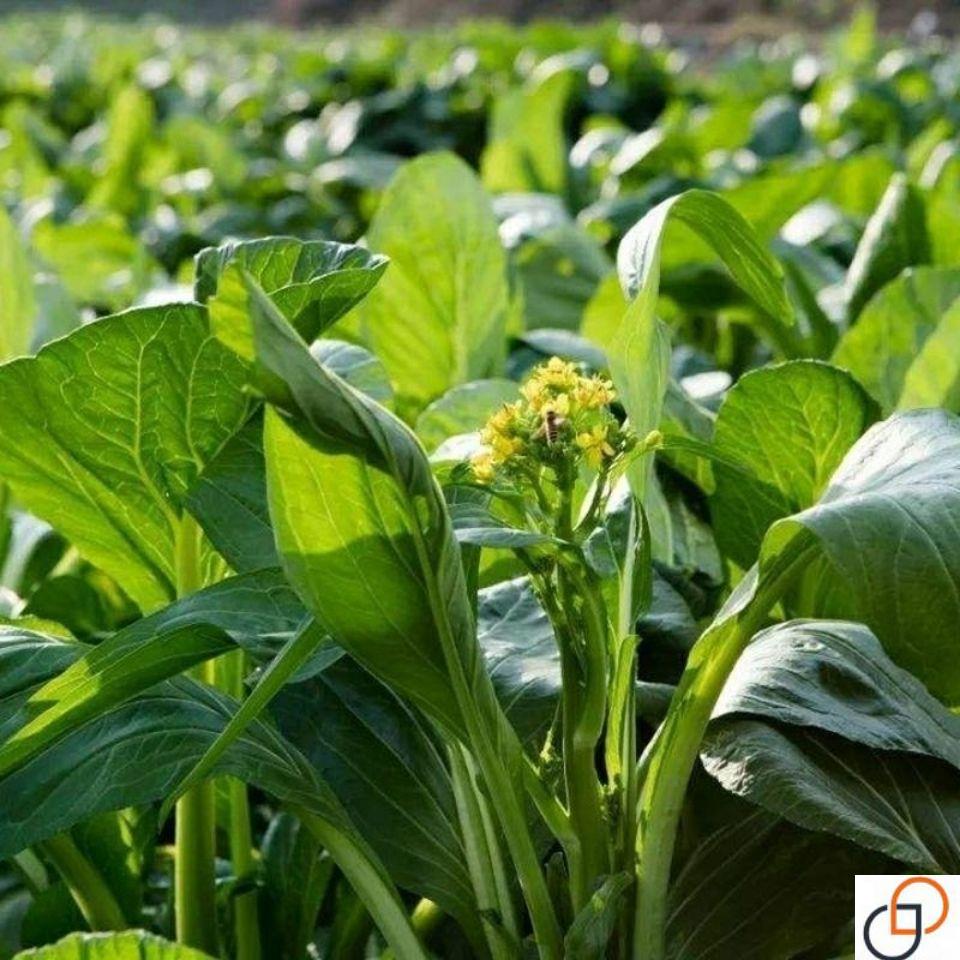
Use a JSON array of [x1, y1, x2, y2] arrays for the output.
[[469, 357, 624, 484], [520, 358, 616, 415], [575, 425, 615, 469]]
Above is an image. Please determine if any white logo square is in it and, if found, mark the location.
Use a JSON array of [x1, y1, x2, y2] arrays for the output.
[[855, 875, 960, 960]]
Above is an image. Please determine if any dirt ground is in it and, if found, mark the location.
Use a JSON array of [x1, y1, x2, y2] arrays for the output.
[[4, 0, 959, 35]]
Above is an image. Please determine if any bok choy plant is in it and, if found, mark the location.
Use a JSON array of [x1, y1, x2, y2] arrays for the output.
[[1, 140, 960, 960]]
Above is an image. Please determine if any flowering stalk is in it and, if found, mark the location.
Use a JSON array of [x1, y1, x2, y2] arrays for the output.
[[467, 357, 653, 913]]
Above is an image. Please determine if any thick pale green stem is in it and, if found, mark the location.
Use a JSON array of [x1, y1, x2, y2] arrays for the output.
[[449, 746, 516, 960], [557, 564, 609, 910], [173, 515, 219, 955], [294, 808, 428, 960], [404, 495, 563, 959], [632, 544, 814, 960], [224, 650, 262, 960], [42, 833, 126, 931]]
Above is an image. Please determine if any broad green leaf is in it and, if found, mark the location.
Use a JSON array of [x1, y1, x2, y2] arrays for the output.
[[477, 577, 560, 746], [843, 173, 930, 321], [247, 276, 504, 744], [832, 266, 960, 412], [261, 814, 333, 960], [0, 635, 425, 960], [0, 668, 335, 860], [0, 207, 34, 362], [0, 570, 316, 777], [481, 62, 575, 196], [666, 808, 891, 960], [514, 226, 611, 331], [87, 84, 154, 214], [187, 342, 389, 574], [32, 216, 158, 312], [704, 619, 960, 871], [0, 304, 249, 610], [185, 418, 275, 574], [710, 361, 878, 568], [610, 190, 792, 501], [160, 620, 327, 820], [195, 238, 386, 364], [13, 931, 214, 959], [415, 379, 518, 453], [636, 409, 960, 956], [354, 152, 509, 418], [271, 659, 481, 944]]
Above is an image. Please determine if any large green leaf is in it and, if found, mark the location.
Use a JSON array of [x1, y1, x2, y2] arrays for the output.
[[0, 570, 316, 777], [0, 207, 35, 362], [187, 342, 391, 574], [0, 304, 249, 611], [195, 238, 387, 364], [13, 930, 214, 959], [271, 659, 481, 943], [185, 418, 275, 574], [245, 278, 561, 955], [843, 173, 930, 321], [710, 360, 878, 568], [477, 577, 560, 747], [665, 809, 891, 960], [0, 669, 336, 860], [635, 408, 960, 958], [704, 619, 960, 871], [610, 190, 793, 501], [832, 266, 960, 412], [353, 152, 509, 418], [243, 275, 504, 745], [0, 632, 424, 960], [481, 60, 576, 197]]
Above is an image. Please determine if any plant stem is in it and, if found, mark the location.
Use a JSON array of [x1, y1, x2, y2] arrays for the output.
[[294, 808, 428, 960], [450, 746, 516, 960], [173, 515, 219, 955], [223, 650, 262, 960], [403, 492, 563, 960], [632, 542, 815, 960], [521, 758, 581, 886], [42, 833, 126, 931], [557, 561, 609, 910]]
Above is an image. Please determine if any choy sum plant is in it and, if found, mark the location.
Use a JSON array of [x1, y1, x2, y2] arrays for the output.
[[2, 145, 960, 960]]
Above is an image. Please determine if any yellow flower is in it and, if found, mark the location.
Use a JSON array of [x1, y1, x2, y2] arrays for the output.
[[576, 425, 615, 469], [490, 433, 523, 462], [487, 401, 521, 435], [539, 356, 579, 390], [540, 393, 570, 417], [521, 377, 547, 407], [471, 450, 496, 483], [576, 375, 616, 410]]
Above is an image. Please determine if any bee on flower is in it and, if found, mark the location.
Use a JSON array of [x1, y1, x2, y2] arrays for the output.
[[470, 356, 636, 486]]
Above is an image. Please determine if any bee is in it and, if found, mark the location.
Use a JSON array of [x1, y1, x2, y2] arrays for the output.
[[537, 409, 566, 446]]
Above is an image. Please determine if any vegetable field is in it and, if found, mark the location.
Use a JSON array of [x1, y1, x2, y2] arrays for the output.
[[2, 7, 960, 960]]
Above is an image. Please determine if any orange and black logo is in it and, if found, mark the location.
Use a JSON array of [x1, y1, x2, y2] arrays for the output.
[[862, 877, 950, 960]]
